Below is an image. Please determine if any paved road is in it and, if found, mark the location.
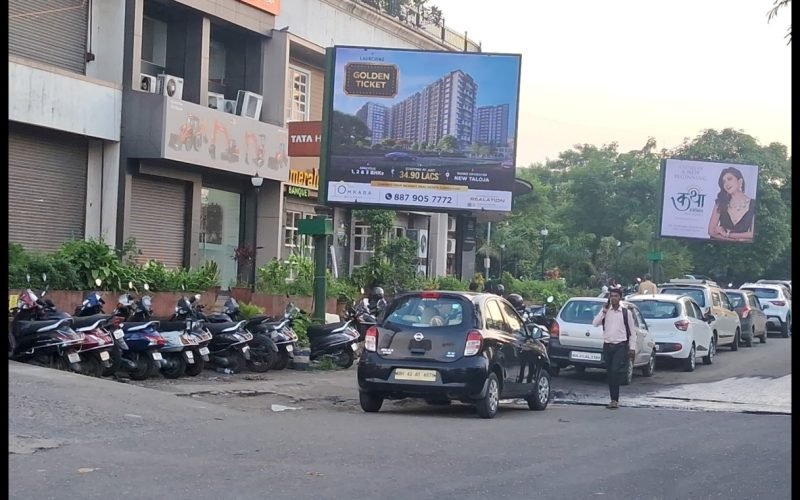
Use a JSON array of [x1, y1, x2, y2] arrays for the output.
[[8, 362, 791, 500]]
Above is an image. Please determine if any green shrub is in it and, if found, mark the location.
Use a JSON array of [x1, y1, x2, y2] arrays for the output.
[[238, 302, 266, 319], [434, 276, 470, 291]]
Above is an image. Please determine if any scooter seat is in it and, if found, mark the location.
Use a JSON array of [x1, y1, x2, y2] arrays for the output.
[[121, 320, 160, 332], [71, 314, 113, 331], [205, 313, 233, 323], [247, 314, 275, 324], [15, 318, 74, 336], [158, 320, 191, 332], [307, 322, 348, 337], [205, 320, 246, 334]]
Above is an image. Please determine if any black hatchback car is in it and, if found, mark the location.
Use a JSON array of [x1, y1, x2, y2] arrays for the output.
[[357, 291, 553, 418]]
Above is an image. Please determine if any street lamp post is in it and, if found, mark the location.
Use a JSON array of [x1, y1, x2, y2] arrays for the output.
[[499, 244, 505, 279], [540, 228, 549, 280], [250, 173, 264, 290]]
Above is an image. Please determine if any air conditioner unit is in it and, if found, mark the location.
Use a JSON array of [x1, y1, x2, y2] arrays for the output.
[[140, 74, 157, 93], [447, 216, 456, 232], [447, 238, 456, 254], [235, 90, 263, 120], [221, 99, 237, 114], [416, 229, 428, 259], [157, 74, 184, 100], [207, 92, 225, 110]]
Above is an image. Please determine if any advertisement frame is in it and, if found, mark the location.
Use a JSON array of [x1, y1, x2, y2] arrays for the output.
[[657, 157, 760, 244], [320, 45, 523, 214]]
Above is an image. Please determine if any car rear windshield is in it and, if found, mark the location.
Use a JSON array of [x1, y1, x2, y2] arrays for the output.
[[384, 296, 466, 328], [559, 300, 604, 324], [660, 287, 706, 307], [741, 288, 779, 299], [629, 300, 680, 319], [726, 293, 745, 308]]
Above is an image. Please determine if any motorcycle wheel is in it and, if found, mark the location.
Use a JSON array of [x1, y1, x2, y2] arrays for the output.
[[128, 352, 154, 381], [272, 352, 291, 371], [160, 353, 187, 379], [227, 349, 247, 373], [81, 354, 103, 377], [335, 349, 355, 369], [246, 334, 274, 373], [184, 351, 205, 376], [102, 345, 123, 377]]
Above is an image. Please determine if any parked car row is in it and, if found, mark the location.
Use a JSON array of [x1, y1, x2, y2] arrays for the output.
[[548, 278, 790, 382]]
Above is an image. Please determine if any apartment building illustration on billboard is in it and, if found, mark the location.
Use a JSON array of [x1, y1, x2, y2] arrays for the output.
[[355, 102, 389, 145], [472, 104, 509, 146]]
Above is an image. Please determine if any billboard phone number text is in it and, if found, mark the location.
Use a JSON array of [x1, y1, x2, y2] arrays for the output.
[[387, 193, 453, 205]]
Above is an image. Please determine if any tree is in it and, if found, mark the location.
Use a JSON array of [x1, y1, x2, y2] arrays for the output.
[[437, 135, 458, 152], [767, 0, 792, 44], [428, 6, 443, 25], [381, 138, 397, 148], [470, 143, 483, 157], [331, 111, 371, 147]]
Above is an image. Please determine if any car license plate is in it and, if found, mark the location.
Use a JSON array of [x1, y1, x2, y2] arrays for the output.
[[570, 351, 601, 362], [152, 352, 163, 361], [394, 368, 437, 382], [113, 329, 124, 339], [285, 344, 293, 352], [67, 353, 81, 364], [99, 351, 110, 361], [199, 347, 210, 356], [350, 342, 358, 351]]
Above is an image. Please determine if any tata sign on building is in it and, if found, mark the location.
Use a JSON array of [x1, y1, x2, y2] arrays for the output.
[[321, 46, 522, 213]]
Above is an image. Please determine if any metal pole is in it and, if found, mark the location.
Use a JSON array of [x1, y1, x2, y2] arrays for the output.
[[252, 188, 259, 291], [312, 216, 328, 323], [540, 233, 547, 279]]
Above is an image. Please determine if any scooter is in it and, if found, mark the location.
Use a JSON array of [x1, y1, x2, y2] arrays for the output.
[[112, 282, 167, 380], [130, 284, 199, 379], [221, 297, 294, 370], [306, 311, 360, 369], [172, 295, 253, 373], [8, 273, 85, 372], [73, 278, 130, 377], [158, 292, 214, 377], [71, 278, 119, 377]]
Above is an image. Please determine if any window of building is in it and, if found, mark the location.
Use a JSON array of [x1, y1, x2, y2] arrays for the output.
[[284, 211, 301, 247], [142, 16, 168, 68], [209, 40, 227, 83], [353, 224, 374, 266], [286, 66, 310, 123], [394, 226, 405, 239]]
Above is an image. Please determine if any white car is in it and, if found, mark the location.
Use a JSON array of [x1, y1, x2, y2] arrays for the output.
[[549, 297, 657, 385], [657, 279, 742, 351], [626, 294, 716, 372], [740, 283, 792, 337]]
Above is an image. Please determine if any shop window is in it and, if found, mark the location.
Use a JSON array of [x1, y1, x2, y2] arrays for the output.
[[284, 211, 301, 247]]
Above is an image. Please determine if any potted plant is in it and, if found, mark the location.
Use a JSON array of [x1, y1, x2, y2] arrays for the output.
[[232, 244, 261, 289]]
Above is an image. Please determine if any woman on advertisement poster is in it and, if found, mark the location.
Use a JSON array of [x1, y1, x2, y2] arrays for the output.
[[707, 166, 756, 242]]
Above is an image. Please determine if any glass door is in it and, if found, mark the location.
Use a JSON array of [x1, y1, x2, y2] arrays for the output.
[[199, 188, 241, 290]]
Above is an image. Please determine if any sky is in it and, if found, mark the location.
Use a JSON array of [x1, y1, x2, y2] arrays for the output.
[[431, 0, 792, 166], [333, 47, 521, 130]]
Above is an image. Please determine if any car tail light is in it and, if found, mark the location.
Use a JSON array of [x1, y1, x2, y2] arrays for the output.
[[364, 326, 378, 352], [771, 301, 786, 307], [549, 321, 560, 338], [420, 291, 441, 299], [741, 306, 750, 318], [464, 330, 482, 356], [674, 320, 690, 331]]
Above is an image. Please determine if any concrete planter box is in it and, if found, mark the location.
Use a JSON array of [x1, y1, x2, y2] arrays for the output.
[[8, 289, 220, 319], [227, 290, 337, 317]]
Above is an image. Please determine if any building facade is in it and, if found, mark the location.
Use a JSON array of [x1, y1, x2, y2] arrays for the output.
[[8, 0, 488, 283], [473, 104, 510, 146], [9, 0, 125, 252]]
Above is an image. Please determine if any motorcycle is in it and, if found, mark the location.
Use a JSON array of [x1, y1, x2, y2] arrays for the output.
[[68, 279, 117, 377], [158, 291, 214, 377], [112, 282, 167, 380], [8, 273, 85, 372], [305, 307, 360, 369], [73, 278, 130, 377], [221, 297, 296, 371], [171, 294, 254, 373]]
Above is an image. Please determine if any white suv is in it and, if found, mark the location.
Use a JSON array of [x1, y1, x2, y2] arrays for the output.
[[740, 283, 792, 337], [657, 279, 742, 351]]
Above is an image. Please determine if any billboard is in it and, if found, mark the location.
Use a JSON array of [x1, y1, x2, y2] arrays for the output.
[[659, 159, 759, 243], [322, 46, 522, 212]]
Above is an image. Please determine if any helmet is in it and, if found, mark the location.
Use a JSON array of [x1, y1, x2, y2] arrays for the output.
[[372, 287, 385, 299], [495, 284, 505, 295], [506, 293, 525, 311]]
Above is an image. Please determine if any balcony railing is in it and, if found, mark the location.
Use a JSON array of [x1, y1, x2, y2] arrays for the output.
[[354, 0, 482, 52]]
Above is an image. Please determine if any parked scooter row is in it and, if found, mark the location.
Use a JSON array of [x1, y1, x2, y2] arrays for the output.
[[9, 278, 385, 378]]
